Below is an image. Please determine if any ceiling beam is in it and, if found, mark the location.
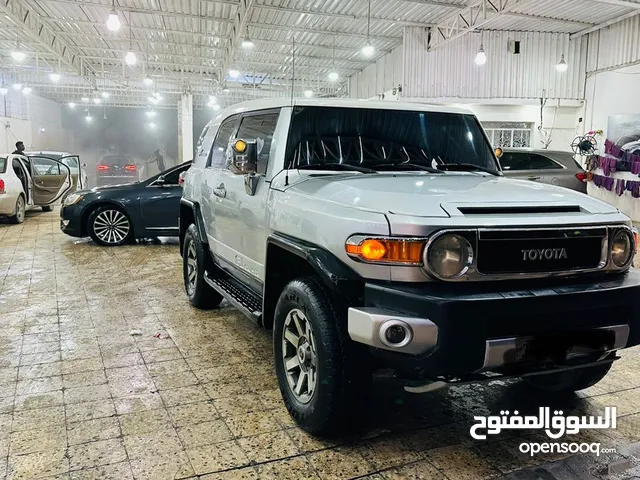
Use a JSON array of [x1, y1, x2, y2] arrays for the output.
[[428, 0, 528, 50], [583, 0, 640, 8], [247, 22, 401, 43], [502, 12, 594, 27], [222, 0, 255, 80], [570, 10, 640, 38]]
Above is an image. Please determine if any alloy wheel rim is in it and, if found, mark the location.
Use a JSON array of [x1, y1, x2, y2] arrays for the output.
[[282, 308, 318, 404], [16, 197, 24, 221], [186, 241, 197, 295], [93, 210, 130, 244]]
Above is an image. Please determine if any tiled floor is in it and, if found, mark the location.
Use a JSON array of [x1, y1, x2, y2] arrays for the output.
[[1, 209, 640, 480]]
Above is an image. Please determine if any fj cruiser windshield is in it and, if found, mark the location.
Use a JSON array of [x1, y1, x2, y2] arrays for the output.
[[286, 106, 500, 174]]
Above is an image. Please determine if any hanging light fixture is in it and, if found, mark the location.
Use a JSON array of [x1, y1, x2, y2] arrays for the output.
[[556, 54, 568, 72], [222, 83, 230, 93], [11, 40, 25, 63], [68, 102, 76, 108], [12, 82, 23, 91], [475, 44, 487, 65], [241, 28, 254, 50], [125, 16, 137, 65], [0, 84, 8, 95], [101, 91, 110, 99], [143, 76, 153, 85], [81, 96, 90, 102], [228, 69, 240, 79], [22, 86, 32, 95], [107, 0, 121, 32], [49, 72, 61, 82], [303, 89, 313, 98], [145, 108, 156, 118], [362, 0, 375, 57]]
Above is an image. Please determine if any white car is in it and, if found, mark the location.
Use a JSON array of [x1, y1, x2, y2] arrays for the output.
[[0, 154, 73, 223], [26, 151, 88, 191]]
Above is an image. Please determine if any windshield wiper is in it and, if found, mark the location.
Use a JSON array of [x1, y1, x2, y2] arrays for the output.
[[436, 163, 500, 175], [296, 163, 378, 174], [373, 163, 441, 173]]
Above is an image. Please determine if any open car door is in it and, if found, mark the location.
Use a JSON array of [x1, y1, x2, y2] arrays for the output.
[[27, 155, 73, 205], [58, 155, 85, 190]]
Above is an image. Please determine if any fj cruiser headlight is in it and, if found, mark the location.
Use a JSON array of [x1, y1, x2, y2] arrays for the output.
[[610, 229, 634, 268], [64, 193, 83, 206], [345, 235, 425, 265], [425, 233, 473, 279]]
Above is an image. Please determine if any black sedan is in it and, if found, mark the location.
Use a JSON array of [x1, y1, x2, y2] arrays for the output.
[[60, 161, 191, 246]]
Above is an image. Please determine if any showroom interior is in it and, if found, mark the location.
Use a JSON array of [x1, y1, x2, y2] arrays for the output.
[[3, 0, 640, 479]]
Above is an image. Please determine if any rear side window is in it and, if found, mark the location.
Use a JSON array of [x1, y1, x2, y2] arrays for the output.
[[208, 115, 239, 168], [0, 156, 6, 173], [500, 152, 562, 171], [234, 111, 280, 174]]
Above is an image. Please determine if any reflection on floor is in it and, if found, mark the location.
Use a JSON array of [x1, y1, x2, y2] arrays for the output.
[[1, 209, 640, 480]]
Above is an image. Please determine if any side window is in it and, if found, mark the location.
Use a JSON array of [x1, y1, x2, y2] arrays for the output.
[[29, 157, 62, 175], [161, 165, 188, 185], [500, 152, 561, 171], [209, 115, 240, 168], [234, 111, 280, 174]]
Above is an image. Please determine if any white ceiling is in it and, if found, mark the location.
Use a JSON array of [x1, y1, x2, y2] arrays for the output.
[[0, 0, 638, 108]]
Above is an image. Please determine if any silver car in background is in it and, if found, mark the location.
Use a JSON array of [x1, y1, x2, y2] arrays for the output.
[[498, 148, 588, 193]]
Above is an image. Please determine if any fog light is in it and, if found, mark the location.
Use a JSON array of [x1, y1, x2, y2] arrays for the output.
[[379, 320, 413, 348]]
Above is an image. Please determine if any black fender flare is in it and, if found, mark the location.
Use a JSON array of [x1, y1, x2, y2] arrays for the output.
[[179, 198, 208, 250], [265, 232, 364, 305]]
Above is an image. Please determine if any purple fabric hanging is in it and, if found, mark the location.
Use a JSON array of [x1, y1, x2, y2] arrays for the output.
[[616, 179, 626, 196]]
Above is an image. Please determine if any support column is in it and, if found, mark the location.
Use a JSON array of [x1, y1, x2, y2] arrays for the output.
[[178, 93, 193, 164]]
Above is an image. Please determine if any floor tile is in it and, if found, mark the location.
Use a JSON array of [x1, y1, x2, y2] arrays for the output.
[[187, 440, 251, 475], [68, 438, 128, 471], [177, 420, 234, 448], [67, 417, 121, 446]]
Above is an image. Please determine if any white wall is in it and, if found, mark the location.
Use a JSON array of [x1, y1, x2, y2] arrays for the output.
[[584, 63, 640, 221], [28, 95, 71, 151], [0, 117, 32, 154]]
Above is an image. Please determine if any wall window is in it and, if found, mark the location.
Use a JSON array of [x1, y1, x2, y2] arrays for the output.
[[483, 122, 532, 148]]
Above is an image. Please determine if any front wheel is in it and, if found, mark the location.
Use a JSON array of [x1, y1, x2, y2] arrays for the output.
[[274, 276, 371, 436], [9, 195, 25, 224], [182, 224, 223, 309], [524, 359, 613, 393], [87, 206, 133, 246]]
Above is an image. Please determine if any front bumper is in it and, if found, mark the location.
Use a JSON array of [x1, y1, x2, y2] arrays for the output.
[[59, 204, 85, 237], [348, 270, 640, 378]]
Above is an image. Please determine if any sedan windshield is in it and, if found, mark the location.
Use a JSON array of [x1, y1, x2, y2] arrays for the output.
[[286, 106, 499, 174]]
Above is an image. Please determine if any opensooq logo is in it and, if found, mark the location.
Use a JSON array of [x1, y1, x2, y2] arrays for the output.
[[469, 406, 617, 440]]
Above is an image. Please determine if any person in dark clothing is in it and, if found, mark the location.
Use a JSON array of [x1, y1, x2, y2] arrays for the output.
[[147, 149, 165, 172], [12, 141, 25, 155]]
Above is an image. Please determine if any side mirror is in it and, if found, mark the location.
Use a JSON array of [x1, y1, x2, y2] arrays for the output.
[[230, 139, 258, 175], [156, 175, 166, 185], [494, 147, 504, 158], [82, 162, 87, 167]]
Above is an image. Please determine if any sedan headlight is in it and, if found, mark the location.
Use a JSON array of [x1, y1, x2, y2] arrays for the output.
[[425, 233, 473, 279], [610, 229, 634, 268], [64, 193, 83, 206]]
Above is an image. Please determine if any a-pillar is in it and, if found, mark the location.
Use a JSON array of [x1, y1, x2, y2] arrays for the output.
[[178, 93, 194, 164]]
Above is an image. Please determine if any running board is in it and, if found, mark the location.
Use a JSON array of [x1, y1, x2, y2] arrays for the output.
[[404, 356, 620, 394], [204, 270, 263, 325]]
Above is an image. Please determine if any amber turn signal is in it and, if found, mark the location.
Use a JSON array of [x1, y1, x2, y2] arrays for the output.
[[345, 237, 425, 264], [233, 139, 247, 153]]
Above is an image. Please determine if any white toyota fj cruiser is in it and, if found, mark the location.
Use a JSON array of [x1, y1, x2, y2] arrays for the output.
[[180, 99, 640, 435]]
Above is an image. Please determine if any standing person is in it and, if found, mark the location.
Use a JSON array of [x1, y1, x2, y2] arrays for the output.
[[147, 149, 165, 173], [12, 141, 25, 155]]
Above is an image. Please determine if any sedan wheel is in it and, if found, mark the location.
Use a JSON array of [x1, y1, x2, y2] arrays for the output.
[[9, 196, 25, 224], [88, 207, 133, 246]]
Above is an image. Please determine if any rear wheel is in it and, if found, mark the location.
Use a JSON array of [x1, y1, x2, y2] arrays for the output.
[[524, 359, 613, 393], [274, 276, 371, 436], [41, 205, 54, 212], [182, 224, 223, 309], [9, 195, 25, 224], [88, 205, 133, 246]]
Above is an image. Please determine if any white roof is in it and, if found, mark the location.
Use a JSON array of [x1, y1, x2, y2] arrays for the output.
[[214, 97, 474, 122]]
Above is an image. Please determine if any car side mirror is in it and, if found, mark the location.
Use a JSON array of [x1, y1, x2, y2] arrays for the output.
[[494, 147, 504, 158], [156, 175, 166, 185], [230, 139, 258, 176], [82, 162, 87, 167]]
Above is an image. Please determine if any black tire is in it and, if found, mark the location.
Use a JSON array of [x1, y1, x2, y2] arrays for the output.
[[42, 205, 54, 212], [9, 195, 25, 224], [273, 276, 371, 436], [524, 360, 613, 393], [182, 224, 223, 309], [87, 205, 134, 246]]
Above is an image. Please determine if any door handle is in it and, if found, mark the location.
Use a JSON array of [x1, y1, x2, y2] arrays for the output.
[[213, 184, 226, 198], [527, 176, 541, 181]]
